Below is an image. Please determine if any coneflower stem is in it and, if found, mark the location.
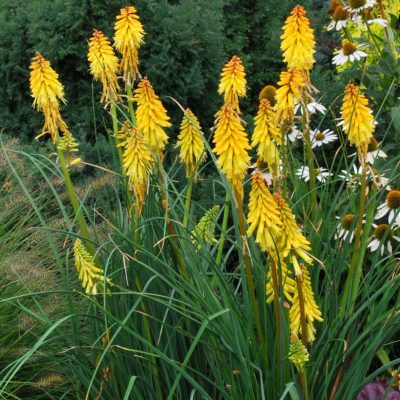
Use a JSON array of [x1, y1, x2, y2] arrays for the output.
[[126, 85, 137, 126], [301, 101, 317, 213], [110, 103, 123, 163], [57, 147, 95, 258], [216, 193, 230, 267], [339, 150, 367, 316], [377, 0, 394, 53], [236, 193, 264, 350], [183, 172, 194, 228], [296, 274, 308, 346]]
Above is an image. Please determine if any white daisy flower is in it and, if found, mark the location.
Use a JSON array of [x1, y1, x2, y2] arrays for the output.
[[288, 126, 303, 142], [310, 129, 338, 148], [354, 16, 388, 27], [367, 18, 388, 26], [296, 166, 331, 183], [327, 5, 350, 31], [335, 214, 356, 243], [346, 0, 376, 14], [367, 223, 400, 256], [375, 190, 400, 225], [295, 101, 326, 115], [250, 161, 280, 187], [332, 41, 368, 66], [370, 168, 390, 191], [366, 137, 387, 164], [339, 164, 364, 185], [366, 149, 387, 164]]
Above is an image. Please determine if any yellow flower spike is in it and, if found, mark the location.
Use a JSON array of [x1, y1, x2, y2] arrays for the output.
[[176, 109, 205, 177], [88, 29, 120, 103], [247, 172, 282, 251], [252, 99, 282, 172], [114, 6, 145, 85], [73, 239, 108, 295], [290, 265, 323, 342], [273, 193, 313, 266], [341, 83, 375, 151], [29, 52, 69, 143], [133, 78, 171, 155], [218, 55, 246, 113], [266, 258, 296, 303], [289, 335, 309, 372], [191, 205, 220, 250], [213, 105, 251, 201], [281, 5, 316, 71], [118, 121, 154, 215], [274, 70, 305, 125], [57, 131, 80, 167]]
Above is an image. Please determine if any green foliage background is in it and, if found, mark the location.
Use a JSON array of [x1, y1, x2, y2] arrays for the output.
[[0, 0, 334, 144]]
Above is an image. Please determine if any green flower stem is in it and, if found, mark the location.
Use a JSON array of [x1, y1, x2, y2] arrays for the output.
[[126, 85, 137, 126], [216, 192, 230, 267], [270, 256, 282, 371], [281, 129, 289, 197], [57, 146, 95, 258], [157, 161, 189, 280], [339, 150, 367, 317], [236, 192, 264, 351], [110, 103, 123, 163], [134, 275, 163, 400], [183, 172, 194, 228], [299, 370, 310, 400]]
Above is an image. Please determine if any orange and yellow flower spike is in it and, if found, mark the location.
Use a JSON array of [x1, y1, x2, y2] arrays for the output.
[[114, 6, 145, 85], [281, 5, 315, 71], [176, 109, 205, 177], [274, 70, 305, 125], [218, 55, 246, 113], [247, 172, 282, 251], [88, 29, 120, 103], [133, 78, 171, 155], [340, 83, 375, 151], [213, 105, 251, 201], [118, 121, 154, 215], [29, 52, 69, 143]]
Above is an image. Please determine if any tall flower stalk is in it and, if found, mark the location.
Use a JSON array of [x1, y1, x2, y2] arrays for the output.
[[114, 6, 145, 124], [176, 109, 205, 228], [280, 4, 317, 211], [214, 56, 264, 346], [87, 29, 122, 162], [339, 83, 375, 316], [29, 53, 95, 257]]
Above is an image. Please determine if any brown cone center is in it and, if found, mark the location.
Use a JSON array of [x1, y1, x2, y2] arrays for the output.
[[374, 224, 393, 241]]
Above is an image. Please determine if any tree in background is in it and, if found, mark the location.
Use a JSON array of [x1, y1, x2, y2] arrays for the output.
[[0, 0, 333, 146]]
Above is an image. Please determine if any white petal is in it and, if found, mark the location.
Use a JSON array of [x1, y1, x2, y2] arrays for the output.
[[375, 204, 389, 220]]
